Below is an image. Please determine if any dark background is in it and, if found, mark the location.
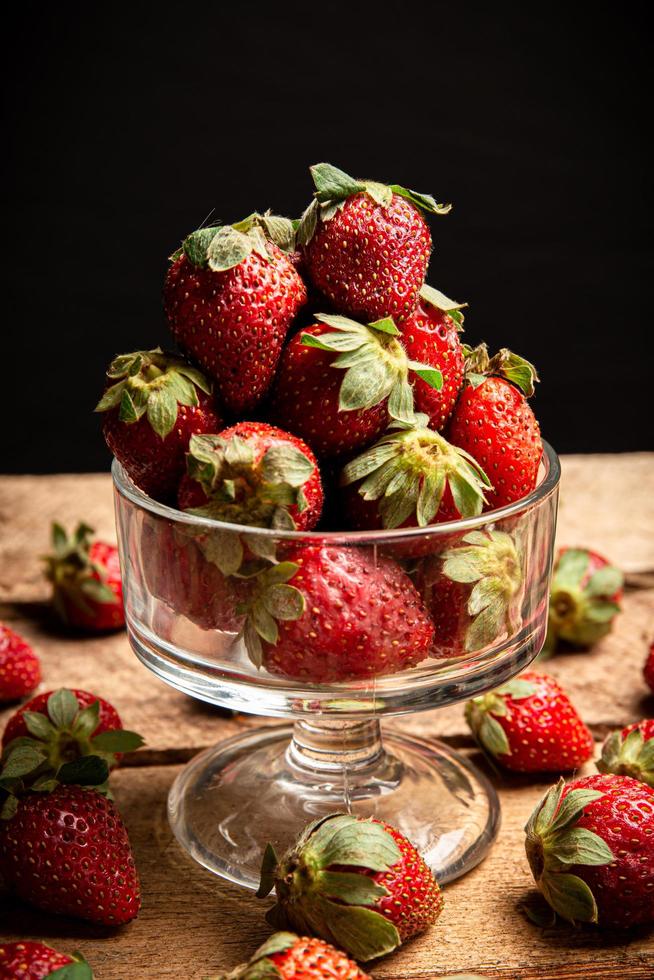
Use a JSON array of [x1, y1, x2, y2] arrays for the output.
[[2, 3, 652, 472]]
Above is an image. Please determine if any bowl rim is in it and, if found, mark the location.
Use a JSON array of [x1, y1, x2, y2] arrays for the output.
[[111, 438, 561, 543]]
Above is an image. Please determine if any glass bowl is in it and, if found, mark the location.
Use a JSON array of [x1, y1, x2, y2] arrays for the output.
[[112, 441, 560, 890]]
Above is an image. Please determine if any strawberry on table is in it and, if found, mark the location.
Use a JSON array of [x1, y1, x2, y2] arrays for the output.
[[178, 422, 323, 531], [2, 687, 143, 771], [210, 932, 371, 980], [43, 522, 125, 632], [96, 347, 221, 501], [414, 529, 524, 658], [258, 813, 443, 961], [465, 672, 594, 772], [240, 546, 435, 683], [645, 641, 654, 693], [545, 547, 623, 653], [0, 624, 41, 703], [447, 344, 541, 512], [525, 774, 654, 928], [164, 214, 306, 415], [298, 162, 450, 324], [0, 942, 93, 979], [597, 719, 654, 787]]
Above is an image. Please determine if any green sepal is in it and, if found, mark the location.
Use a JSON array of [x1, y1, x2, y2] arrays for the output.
[[306, 813, 401, 871], [597, 727, 654, 787], [316, 898, 401, 962], [420, 283, 467, 329], [58, 755, 110, 786], [176, 216, 280, 273], [387, 183, 452, 215], [465, 675, 536, 759], [548, 548, 623, 649], [239, 563, 305, 668], [462, 343, 540, 397], [48, 957, 95, 980]]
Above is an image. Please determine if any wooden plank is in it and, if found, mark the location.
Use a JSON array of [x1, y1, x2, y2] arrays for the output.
[[0, 762, 652, 979]]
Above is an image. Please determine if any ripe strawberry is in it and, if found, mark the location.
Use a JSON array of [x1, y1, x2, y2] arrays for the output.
[[241, 546, 435, 683], [257, 813, 443, 961], [414, 529, 524, 658], [545, 547, 623, 653], [2, 688, 143, 771], [270, 311, 444, 459], [447, 344, 542, 512], [43, 523, 124, 631], [0, 942, 93, 979], [164, 215, 306, 415], [339, 426, 490, 531], [96, 348, 221, 501], [210, 932, 370, 980], [465, 671, 594, 772], [298, 162, 450, 324], [645, 641, 654, 693], [597, 719, 654, 787], [0, 625, 41, 702], [178, 422, 323, 531], [525, 774, 654, 927]]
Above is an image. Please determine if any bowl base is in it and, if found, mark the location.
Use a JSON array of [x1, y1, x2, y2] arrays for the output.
[[167, 722, 500, 890]]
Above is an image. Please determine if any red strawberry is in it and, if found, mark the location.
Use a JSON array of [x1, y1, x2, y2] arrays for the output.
[[447, 344, 542, 512], [545, 547, 623, 652], [465, 671, 594, 772], [645, 641, 654, 693], [164, 216, 306, 415], [298, 163, 450, 324], [178, 422, 323, 531], [2, 688, 143, 771], [0, 942, 93, 979], [339, 426, 490, 531], [525, 774, 654, 927], [258, 813, 443, 961], [241, 546, 435, 683], [0, 625, 41, 702], [414, 529, 524, 658], [43, 523, 124, 632], [211, 932, 370, 980], [96, 348, 221, 501], [597, 719, 654, 787], [0, 784, 140, 926]]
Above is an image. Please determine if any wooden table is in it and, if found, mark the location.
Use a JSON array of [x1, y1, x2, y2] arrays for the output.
[[1, 455, 653, 979]]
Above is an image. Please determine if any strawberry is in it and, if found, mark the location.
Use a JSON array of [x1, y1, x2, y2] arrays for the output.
[[257, 813, 443, 961], [525, 774, 654, 927], [339, 426, 490, 531], [210, 932, 370, 980], [298, 163, 450, 324], [96, 348, 221, 501], [43, 523, 124, 631], [0, 942, 93, 979], [164, 215, 306, 415], [0, 625, 41, 702], [240, 546, 435, 683], [270, 312, 444, 459], [545, 547, 623, 653], [446, 344, 542, 512], [597, 719, 654, 787], [0, 746, 140, 925], [2, 688, 143, 771], [414, 529, 524, 657], [178, 422, 323, 531], [645, 641, 654, 693], [465, 671, 594, 772]]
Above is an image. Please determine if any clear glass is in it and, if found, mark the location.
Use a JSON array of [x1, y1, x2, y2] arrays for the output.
[[112, 442, 560, 889]]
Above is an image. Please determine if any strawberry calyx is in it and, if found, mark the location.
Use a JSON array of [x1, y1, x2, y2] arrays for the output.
[[547, 548, 623, 649], [48, 955, 95, 980], [297, 162, 451, 246], [524, 779, 614, 924], [462, 343, 540, 397], [43, 522, 120, 622], [441, 530, 525, 652], [597, 726, 654, 787], [240, 562, 305, 667], [302, 313, 443, 426], [341, 427, 491, 528], [465, 677, 537, 757], [420, 283, 467, 331], [210, 933, 300, 980], [172, 212, 297, 271], [184, 433, 315, 531], [257, 813, 404, 962], [95, 347, 213, 439]]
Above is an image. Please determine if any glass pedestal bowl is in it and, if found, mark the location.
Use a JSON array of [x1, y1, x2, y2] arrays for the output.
[[112, 441, 560, 891]]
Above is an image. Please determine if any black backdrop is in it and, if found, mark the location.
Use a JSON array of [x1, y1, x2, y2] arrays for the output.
[[2, 3, 652, 473]]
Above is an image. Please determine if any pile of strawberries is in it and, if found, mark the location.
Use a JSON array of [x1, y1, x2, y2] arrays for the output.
[[97, 163, 544, 682]]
